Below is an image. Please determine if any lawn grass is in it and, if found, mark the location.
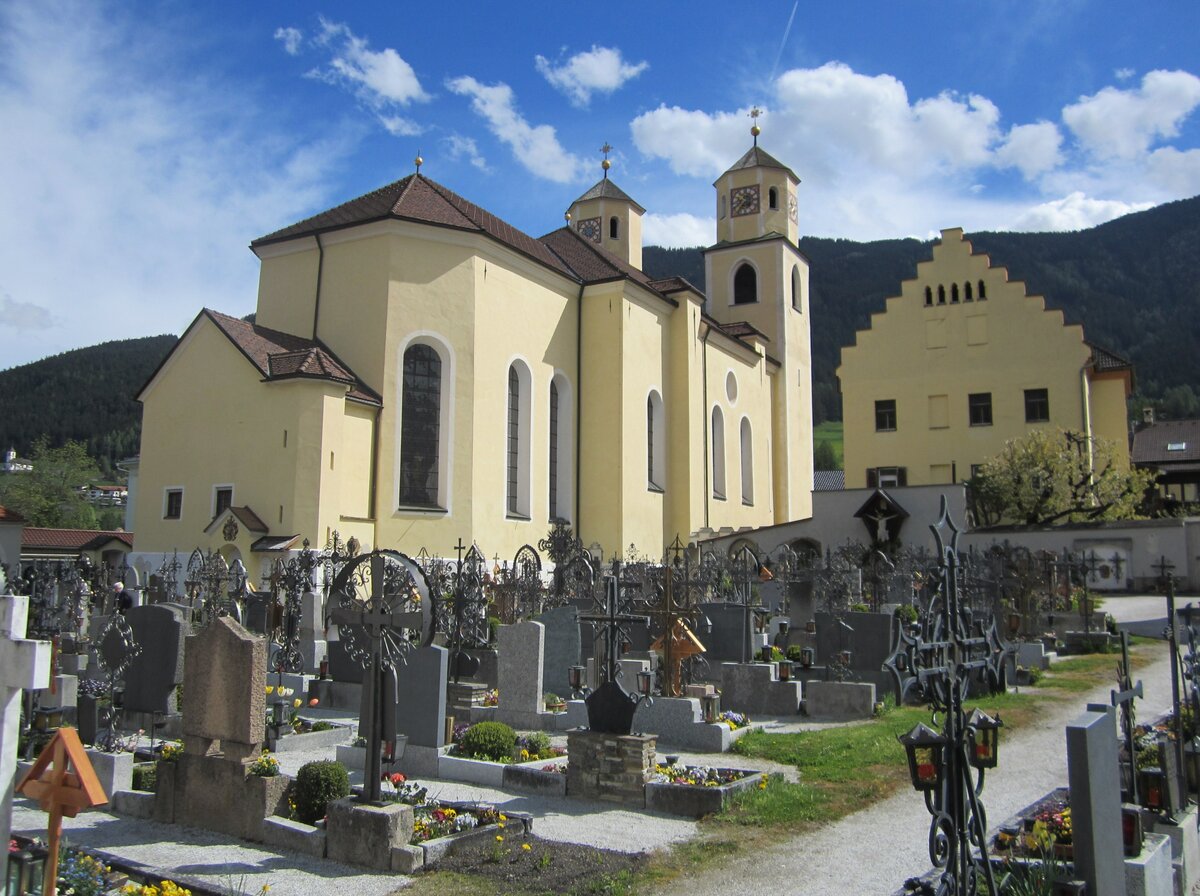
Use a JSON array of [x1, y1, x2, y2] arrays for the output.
[[813, 420, 843, 465]]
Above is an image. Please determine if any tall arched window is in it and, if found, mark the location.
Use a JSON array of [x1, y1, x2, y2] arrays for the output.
[[924, 286, 933, 306], [768, 187, 778, 210], [711, 406, 726, 498], [548, 375, 574, 522], [733, 263, 757, 305], [506, 361, 531, 517], [647, 391, 665, 490], [791, 266, 802, 312], [937, 285, 946, 305], [609, 217, 619, 239], [964, 281, 973, 301], [740, 417, 754, 505], [399, 344, 443, 507], [978, 279, 987, 299], [951, 283, 959, 303]]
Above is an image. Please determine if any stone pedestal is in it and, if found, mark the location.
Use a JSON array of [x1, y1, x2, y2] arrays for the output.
[[804, 680, 876, 719], [1147, 802, 1200, 896], [447, 680, 488, 714], [720, 662, 803, 716], [84, 748, 132, 803], [326, 797, 415, 870], [1126, 832, 1174, 896], [170, 752, 288, 840], [566, 729, 655, 806]]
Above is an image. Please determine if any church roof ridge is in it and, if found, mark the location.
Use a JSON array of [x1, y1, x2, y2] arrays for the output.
[[571, 178, 646, 213], [538, 227, 678, 307], [251, 173, 574, 279], [718, 145, 799, 183]]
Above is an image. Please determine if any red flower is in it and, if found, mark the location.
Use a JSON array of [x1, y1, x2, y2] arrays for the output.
[[390, 772, 406, 785]]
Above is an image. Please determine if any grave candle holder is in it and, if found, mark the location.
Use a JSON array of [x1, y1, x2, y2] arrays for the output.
[[965, 708, 1002, 770], [899, 722, 946, 792], [702, 693, 721, 723], [5, 846, 44, 896], [567, 664, 587, 698], [805, 619, 817, 634], [839, 649, 852, 666], [636, 669, 654, 698], [1121, 805, 1144, 857], [800, 647, 814, 668], [778, 660, 793, 682], [760, 646, 774, 663], [319, 658, 329, 680]]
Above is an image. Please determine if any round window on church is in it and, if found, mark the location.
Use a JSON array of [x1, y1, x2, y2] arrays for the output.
[[726, 371, 738, 404]]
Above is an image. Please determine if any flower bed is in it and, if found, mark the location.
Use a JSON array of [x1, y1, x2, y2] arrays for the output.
[[643, 762, 762, 817], [991, 788, 1075, 860]]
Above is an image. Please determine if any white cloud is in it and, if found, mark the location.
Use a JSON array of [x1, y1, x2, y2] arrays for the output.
[[0, 0, 344, 368], [446, 76, 582, 183], [1145, 146, 1200, 195], [642, 213, 714, 249], [306, 18, 429, 135], [444, 135, 488, 172], [0, 294, 54, 331], [1063, 69, 1200, 160], [994, 122, 1063, 178], [1010, 192, 1154, 231], [1115, 67, 1135, 82], [274, 26, 302, 56], [534, 46, 648, 107], [630, 106, 750, 177]]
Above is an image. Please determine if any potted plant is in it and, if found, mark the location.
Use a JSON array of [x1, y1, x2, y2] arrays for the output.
[[543, 693, 567, 713]]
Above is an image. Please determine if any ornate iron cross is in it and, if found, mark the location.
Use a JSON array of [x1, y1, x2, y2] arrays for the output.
[[329, 550, 432, 803], [576, 562, 650, 734], [1111, 630, 1143, 804]]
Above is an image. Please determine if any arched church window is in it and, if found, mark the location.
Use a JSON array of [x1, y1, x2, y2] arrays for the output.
[[549, 380, 559, 520], [978, 279, 987, 300], [609, 217, 619, 239], [791, 266, 802, 312], [712, 406, 726, 499], [648, 391, 665, 490], [951, 283, 959, 303], [740, 417, 754, 505], [399, 344, 442, 507], [734, 263, 757, 305], [937, 285, 946, 305], [964, 281, 973, 301], [768, 187, 778, 210], [507, 361, 531, 517], [548, 375, 573, 523], [924, 286, 933, 306]]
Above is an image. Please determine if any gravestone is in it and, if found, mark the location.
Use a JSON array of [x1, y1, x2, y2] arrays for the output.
[[327, 639, 364, 683], [697, 602, 753, 664], [720, 662, 802, 715], [124, 604, 186, 715], [497, 621, 546, 729], [0, 595, 52, 851], [299, 589, 325, 674], [393, 644, 448, 749], [1066, 704, 1125, 896], [535, 606, 580, 701]]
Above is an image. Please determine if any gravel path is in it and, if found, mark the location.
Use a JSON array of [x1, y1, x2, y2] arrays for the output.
[[647, 641, 1176, 896]]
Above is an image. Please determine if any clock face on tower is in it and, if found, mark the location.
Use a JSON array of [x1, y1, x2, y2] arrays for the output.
[[730, 185, 760, 217], [788, 194, 798, 223], [577, 217, 602, 243]]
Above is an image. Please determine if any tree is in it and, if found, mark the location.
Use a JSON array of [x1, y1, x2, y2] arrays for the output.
[[0, 437, 103, 528], [813, 439, 841, 471], [968, 429, 1153, 527]]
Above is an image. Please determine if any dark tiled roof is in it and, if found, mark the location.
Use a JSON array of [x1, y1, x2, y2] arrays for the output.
[[231, 506, 269, 532], [721, 145, 800, 182], [204, 310, 381, 405], [0, 506, 24, 523], [1132, 420, 1200, 465], [538, 228, 677, 306], [1087, 342, 1133, 373], [648, 276, 703, 296], [251, 174, 575, 279], [572, 178, 646, 213], [22, 528, 133, 551], [704, 231, 796, 252], [251, 534, 301, 552], [814, 470, 845, 491], [715, 321, 769, 341]]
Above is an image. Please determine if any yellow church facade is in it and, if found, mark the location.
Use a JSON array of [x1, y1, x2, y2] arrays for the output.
[[837, 228, 1131, 490], [131, 141, 814, 576]]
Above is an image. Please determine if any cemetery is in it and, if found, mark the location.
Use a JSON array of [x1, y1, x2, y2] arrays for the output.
[[0, 516, 1194, 895]]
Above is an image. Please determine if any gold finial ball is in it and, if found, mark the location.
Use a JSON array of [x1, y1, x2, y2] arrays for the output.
[[564, 211, 572, 222], [414, 154, 423, 170], [601, 158, 611, 171], [751, 124, 761, 137]]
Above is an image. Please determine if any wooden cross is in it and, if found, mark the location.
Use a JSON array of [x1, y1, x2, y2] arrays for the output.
[[648, 555, 702, 697], [17, 727, 107, 896], [1111, 630, 1143, 804], [1, 595, 51, 854]]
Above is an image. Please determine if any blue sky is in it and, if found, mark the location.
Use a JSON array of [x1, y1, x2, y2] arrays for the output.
[[1, 0, 1198, 369]]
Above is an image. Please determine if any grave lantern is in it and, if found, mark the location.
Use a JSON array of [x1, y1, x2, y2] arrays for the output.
[[318, 657, 329, 680], [800, 647, 814, 668], [567, 664, 586, 695], [839, 649, 852, 666], [1121, 805, 1144, 857], [760, 646, 774, 663], [702, 693, 721, 723], [965, 708, 1002, 770], [778, 621, 789, 637], [778, 660, 793, 682], [805, 619, 817, 634], [1138, 767, 1167, 812], [898, 722, 946, 792], [6, 846, 45, 896], [636, 669, 654, 698]]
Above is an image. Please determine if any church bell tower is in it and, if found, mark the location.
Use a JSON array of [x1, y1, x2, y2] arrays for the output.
[[567, 144, 645, 269]]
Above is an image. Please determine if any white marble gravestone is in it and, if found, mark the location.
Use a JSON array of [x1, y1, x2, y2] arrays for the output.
[[0, 595, 51, 850]]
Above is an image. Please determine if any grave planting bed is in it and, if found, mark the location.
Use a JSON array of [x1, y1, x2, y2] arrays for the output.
[[425, 833, 646, 892], [644, 762, 763, 817]]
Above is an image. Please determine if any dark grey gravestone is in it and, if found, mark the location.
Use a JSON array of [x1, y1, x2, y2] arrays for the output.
[[327, 640, 364, 684], [393, 645, 447, 749], [124, 604, 187, 714], [698, 602, 752, 664], [1066, 705, 1125, 896], [242, 598, 270, 636], [461, 647, 498, 688], [536, 605, 581, 698], [814, 611, 892, 669]]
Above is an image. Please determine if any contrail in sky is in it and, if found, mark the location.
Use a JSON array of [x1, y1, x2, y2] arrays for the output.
[[770, 0, 800, 84]]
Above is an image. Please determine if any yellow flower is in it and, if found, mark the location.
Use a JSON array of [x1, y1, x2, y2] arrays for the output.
[[265, 686, 274, 695], [495, 835, 504, 842], [522, 843, 531, 851], [293, 698, 302, 709], [499, 813, 507, 821]]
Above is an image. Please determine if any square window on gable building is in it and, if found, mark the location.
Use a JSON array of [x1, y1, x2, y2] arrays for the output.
[[875, 399, 897, 431], [1025, 388, 1049, 423], [968, 393, 992, 427]]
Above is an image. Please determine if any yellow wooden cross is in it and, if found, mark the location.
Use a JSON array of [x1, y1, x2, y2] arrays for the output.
[[17, 727, 108, 896]]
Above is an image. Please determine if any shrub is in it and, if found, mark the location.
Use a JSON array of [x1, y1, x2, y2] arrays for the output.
[[248, 750, 280, 778], [310, 721, 335, 733], [850, 603, 869, 613], [131, 763, 157, 792], [785, 645, 805, 662], [517, 731, 553, 759], [893, 604, 918, 624], [293, 760, 350, 824], [459, 721, 517, 762]]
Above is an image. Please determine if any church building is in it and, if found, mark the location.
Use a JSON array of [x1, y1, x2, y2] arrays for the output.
[[838, 228, 1131, 490], [130, 130, 814, 578]]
